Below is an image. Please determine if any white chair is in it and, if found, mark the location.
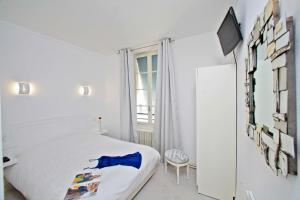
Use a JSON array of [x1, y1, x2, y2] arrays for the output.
[[164, 149, 189, 184]]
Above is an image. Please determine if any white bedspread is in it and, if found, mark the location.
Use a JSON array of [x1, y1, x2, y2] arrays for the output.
[[4, 132, 160, 200]]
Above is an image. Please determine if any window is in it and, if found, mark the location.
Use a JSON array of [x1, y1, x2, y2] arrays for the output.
[[135, 51, 157, 124]]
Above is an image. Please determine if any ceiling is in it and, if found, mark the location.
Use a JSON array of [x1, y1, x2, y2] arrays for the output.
[[0, 0, 233, 54]]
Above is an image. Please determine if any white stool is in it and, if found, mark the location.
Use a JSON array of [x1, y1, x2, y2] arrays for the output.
[[164, 149, 189, 184]]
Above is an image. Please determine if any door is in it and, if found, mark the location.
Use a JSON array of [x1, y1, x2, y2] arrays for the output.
[[196, 64, 236, 200]]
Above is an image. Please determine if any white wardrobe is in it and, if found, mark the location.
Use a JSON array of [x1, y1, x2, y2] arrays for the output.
[[196, 64, 236, 200]]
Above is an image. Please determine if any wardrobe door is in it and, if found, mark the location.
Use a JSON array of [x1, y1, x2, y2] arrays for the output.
[[196, 65, 236, 200]]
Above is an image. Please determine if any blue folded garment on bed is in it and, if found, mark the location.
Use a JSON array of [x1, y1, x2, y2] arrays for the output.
[[84, 152, 142, 170]]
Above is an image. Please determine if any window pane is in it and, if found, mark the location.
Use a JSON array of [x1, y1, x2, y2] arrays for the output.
[[152, 72, 157, 105], [152, 55, 158, 71], [136, 90, 148, 105], [136, 73, 147, 90], [137, 116, 148, 123], [137, 105, 149, 123], [137, 57, 147, 73], [135, 53, 158, 124]]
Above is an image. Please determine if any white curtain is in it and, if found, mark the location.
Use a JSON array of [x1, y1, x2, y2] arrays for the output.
[[154, 39, 181, 160], [120, 49, 138, 143]]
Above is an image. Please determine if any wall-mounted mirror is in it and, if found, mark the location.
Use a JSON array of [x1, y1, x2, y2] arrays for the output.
[[254, 44, 274, 134], [245, 0, 297, 176]]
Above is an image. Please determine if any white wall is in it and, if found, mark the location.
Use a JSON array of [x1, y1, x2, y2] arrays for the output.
[[233, 0, 300, 199], [173, 32, 232, 163], [0, 94, 4, 200], [102, 53, 120, 138], [0, 21, 120, 141]]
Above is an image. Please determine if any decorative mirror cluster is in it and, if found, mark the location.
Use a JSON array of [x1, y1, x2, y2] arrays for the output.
[[245, 0, 297, 176]]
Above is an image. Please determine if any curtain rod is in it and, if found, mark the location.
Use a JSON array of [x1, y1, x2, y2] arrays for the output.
[[116, 38, 175, 54]]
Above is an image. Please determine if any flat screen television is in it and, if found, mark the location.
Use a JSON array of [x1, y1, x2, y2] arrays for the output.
[[217, 7, 243, 56]]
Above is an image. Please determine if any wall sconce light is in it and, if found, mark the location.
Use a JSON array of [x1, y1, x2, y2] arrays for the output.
[[79, 86, 91, 96], [18, 82, 31, 95]]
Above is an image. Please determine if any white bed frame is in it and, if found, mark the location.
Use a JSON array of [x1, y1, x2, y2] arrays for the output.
[[7, 164, 158, 200], [4, 115, 158, 200], [127, 164, 158, 199]]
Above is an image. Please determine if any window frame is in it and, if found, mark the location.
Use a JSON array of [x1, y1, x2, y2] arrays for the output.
[[134, 50, 158, 126]]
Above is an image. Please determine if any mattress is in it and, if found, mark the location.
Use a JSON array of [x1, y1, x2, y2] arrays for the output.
[[4, 132, 160, 200]]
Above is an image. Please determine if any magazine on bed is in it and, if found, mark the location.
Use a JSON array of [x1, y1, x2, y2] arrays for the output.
[[72, 172, 101, 184], [65, 172, 101, 200], [64, 181, 100, 200]]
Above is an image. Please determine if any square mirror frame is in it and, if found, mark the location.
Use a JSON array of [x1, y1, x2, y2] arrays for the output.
[[245, 0, 297, 176]]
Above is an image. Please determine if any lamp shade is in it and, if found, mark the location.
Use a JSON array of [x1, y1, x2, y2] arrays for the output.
[[79, 86, 91, 96], [18, 82, 30, 95]]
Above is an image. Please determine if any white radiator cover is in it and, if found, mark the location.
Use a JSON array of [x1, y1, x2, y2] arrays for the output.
[[137, 129, 153, 147]]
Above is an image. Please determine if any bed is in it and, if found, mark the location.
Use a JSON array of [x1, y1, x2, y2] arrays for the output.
[[3, 116, 160, 200]]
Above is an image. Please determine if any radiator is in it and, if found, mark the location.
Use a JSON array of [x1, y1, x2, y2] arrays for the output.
[[138, 129, 153, 147]]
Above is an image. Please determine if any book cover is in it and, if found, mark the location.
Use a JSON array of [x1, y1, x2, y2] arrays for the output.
[[64, 181, 100, 200], [72, 173, 101, 184]]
